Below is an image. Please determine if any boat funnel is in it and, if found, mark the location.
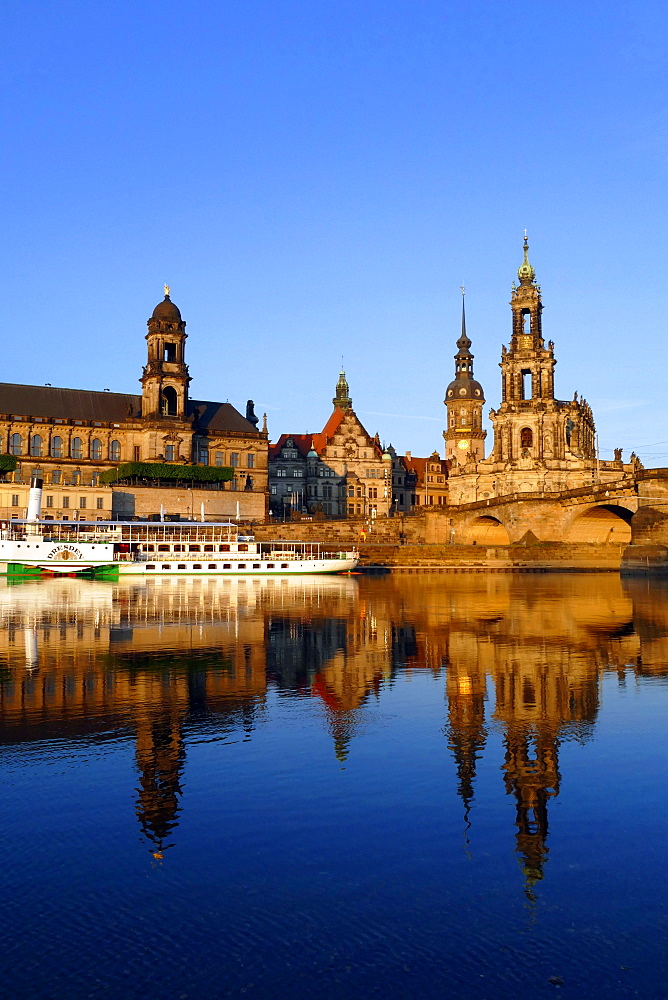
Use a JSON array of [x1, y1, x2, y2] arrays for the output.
[[27, 475, 43, 521]]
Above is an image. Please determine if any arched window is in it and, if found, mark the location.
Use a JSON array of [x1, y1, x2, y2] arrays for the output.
[[91, 438, 102, 460], [9, 433, 22, 455], [51, 435, 63, 458], [521, 427, 533, 449], [161, 386, 178, 416], [71, 437, 83, 460], [110, 439, 121, 462], [30, 434, 43, 457]]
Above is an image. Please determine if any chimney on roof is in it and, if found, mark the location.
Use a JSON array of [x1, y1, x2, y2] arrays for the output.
[[405, 450, 411, 460]]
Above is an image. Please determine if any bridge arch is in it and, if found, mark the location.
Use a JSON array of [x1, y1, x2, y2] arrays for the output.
[[563, 504, 633, 544], [465, 515, 511, 545]]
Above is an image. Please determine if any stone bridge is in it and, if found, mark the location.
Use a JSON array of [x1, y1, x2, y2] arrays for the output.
[[418, 469, 668, 547]]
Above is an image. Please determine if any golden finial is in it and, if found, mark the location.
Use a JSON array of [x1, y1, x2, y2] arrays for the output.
[[164, 283, 170, 298], [461, 285, 465, 296]]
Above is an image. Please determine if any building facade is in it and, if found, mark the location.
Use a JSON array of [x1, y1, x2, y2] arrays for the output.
[[268, 371, 393, 519], [0, 290, 268, 520]]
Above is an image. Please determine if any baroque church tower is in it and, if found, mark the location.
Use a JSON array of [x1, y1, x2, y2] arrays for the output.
[[444, 291, 486, 466], [140, 286, 191, 422], [489, 236, 595, 468], [445, 238, 629, 505]]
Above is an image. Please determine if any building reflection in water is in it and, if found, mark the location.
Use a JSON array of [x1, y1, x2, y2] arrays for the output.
[[0, 572, 666, 884]]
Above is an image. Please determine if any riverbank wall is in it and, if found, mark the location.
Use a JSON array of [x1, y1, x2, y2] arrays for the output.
[[251, 517, 624, 572]]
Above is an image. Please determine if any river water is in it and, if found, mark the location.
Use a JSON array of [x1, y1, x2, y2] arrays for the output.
[[0, 572, 666, 999]]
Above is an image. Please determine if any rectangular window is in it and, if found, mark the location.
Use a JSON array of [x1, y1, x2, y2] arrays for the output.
[[247, 453, 255, 469], [62, 497, 70, 508], [96, 498, 103, 509], [133, 446, 140, 461], [11, 494, 19, 507], [165, 445, 175, 461], [230, 453, 239, 467], [46, 496, 54, 508], [293, 470, 302, 477], [215, 451, 223, 466], [51, 470, 62, 484], [79, 497, 87, 509], [277, 469, 287, 477], [270, 485, 277, 494]]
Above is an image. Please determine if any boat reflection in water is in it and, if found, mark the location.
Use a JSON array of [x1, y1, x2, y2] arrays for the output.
[[0, 572, 667, 998]]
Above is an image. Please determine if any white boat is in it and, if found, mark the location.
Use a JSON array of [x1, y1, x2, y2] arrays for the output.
[[0, 479, 358, 579], [0, 519, 359, 578]]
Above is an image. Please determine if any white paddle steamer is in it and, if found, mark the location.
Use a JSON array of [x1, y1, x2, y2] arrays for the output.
[[0, 478, 358, 578]]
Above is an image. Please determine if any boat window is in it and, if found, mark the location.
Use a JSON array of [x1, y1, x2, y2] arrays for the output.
[[281, 564, 289, 569], [267, 563, 275, 569], [238, 563, 246, 569], [177, 563, 186, 569], [174, 544, 184, 552], [238, 544, 248, 552], [208, 563, 218, 569], [220, 545, 230, 552], [189, 545, 200, 552], [204, 545, 213, 552], [162, 564, 171, 569], [193, 563, 202, 569], [146, 545, 154, 552], [158, 545, 169, 552], [146, 564, 156, 570], [252, 564, 260, 569]]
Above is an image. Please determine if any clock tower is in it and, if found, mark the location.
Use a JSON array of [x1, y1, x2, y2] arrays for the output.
[[443, 291, 486, 465]]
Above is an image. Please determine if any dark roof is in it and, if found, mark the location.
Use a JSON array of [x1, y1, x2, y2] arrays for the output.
[[191, 400, 259, 434], [0, 383, 260, 435], [151, 296, 182, 322]]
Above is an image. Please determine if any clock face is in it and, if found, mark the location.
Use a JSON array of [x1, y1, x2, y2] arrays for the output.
[[458, 439, 470, 451]]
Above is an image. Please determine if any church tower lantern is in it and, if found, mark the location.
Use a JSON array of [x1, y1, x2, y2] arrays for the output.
[[332, 369, 352, 411], [444, 290, 486, 465], [140, 286, 191, 421]]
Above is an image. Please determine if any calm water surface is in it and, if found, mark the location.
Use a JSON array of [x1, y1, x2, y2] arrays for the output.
[[1, 572, 667, 999]]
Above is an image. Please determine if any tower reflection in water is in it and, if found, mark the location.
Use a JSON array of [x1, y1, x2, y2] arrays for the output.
[[0, 572, 665, 889]]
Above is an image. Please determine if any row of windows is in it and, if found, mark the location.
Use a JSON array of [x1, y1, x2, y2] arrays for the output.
[[11, 495, 105, 509], [8, 434, 122, 461], [205, 450, 255, 468], [145, 563, 290, 571], [8, 438, 258, 468]]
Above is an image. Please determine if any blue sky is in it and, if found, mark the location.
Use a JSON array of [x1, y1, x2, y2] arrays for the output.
[[2, 1, 667, 462]]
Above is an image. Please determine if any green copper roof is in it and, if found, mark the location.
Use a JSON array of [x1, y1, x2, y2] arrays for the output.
[[517, 234, 536, 283]]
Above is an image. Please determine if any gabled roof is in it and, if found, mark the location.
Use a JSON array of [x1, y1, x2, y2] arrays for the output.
[[268, 433, 313, 460], [269, 406, 385, 461], [402, 454, 449, 481]]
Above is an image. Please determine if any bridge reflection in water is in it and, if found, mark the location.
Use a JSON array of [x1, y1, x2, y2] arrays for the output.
[[0, 572, 666, 998]]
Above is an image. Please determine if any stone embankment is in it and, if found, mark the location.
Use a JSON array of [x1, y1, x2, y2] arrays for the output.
[[357, 542, 624, 573], [252, 518, 625, 572]]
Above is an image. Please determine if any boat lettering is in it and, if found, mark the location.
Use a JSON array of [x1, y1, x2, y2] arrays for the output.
[[47, 545, 83, 561]]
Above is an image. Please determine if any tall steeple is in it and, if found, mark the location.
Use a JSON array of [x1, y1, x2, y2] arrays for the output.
[[333, 369, 352, 410], [444, 288, 486, 465]]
